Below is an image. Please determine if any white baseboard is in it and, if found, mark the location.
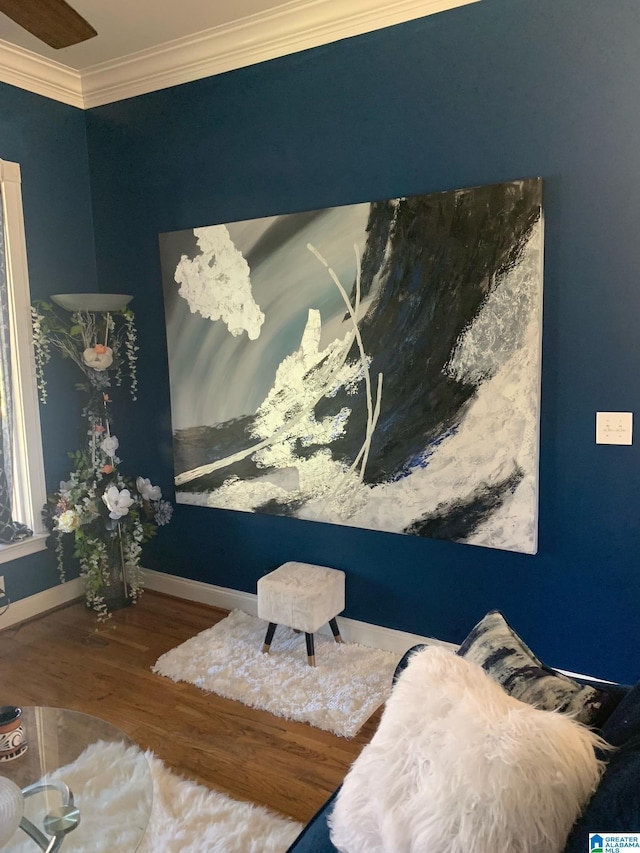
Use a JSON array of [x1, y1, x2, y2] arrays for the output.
[[142, 568, 455, 656], [0, 577, 83, 630], [2, 570, 610, 685], [142, 570, 615, 684]]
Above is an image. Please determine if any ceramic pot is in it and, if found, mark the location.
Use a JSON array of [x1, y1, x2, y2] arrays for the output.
[[0, 706, 26, 761]]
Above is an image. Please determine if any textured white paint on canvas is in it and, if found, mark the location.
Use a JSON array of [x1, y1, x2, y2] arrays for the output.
[[159, 179, 544, 554]]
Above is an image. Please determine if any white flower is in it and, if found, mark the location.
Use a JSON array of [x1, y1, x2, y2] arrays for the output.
[[59, 479, 74, 499], [154, 500, 173, 526], [101, 435, 119, 457], [136, 477, 162, 501], [82, 345, 113, 371], [56, 509, 80, 533], [102, 486, 134, 519]]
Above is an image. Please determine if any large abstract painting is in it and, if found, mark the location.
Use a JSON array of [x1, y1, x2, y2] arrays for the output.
[[159, 178, 543, 554]]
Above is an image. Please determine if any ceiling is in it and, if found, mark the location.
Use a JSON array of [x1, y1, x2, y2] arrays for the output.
[[0, 0, 479, 109]]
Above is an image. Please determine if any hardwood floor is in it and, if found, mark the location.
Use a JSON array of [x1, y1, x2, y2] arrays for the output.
[[0, 591, 383, 823]]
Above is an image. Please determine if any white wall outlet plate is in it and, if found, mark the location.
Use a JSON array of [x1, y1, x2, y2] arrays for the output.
[[596, 412, 633, 445]]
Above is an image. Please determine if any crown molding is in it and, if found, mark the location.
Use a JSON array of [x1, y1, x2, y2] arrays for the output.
[[0, 0, 479, 110], [0, 39, 84, 109]]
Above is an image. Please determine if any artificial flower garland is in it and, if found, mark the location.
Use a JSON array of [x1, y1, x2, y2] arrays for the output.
[[32, 300, 171, 619]]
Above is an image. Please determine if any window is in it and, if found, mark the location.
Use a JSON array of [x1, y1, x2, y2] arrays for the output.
[[0, 158, 47, 563]]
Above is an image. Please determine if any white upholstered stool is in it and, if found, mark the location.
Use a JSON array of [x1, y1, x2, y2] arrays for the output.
[[257, 561, 345, 666]]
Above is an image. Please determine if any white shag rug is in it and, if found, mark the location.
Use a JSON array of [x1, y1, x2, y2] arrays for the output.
[[6, 740, 302, 853], [153, 609, 400, 738]]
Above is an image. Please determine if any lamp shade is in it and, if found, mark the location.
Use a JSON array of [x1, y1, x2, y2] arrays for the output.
[[51, 294, 133, 312]]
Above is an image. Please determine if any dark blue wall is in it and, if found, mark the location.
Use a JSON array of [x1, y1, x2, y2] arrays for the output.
[[0, 83, 97, 601], [5, 0, 640, 683], [84, 0, 640, 683]]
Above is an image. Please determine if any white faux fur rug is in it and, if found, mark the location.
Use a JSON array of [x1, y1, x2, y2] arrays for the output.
[[6, 740, 302, 852], [153, 608, 400, 737]]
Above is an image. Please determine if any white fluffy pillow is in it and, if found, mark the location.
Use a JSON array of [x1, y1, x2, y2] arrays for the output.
[[329, 646, 607, 853]]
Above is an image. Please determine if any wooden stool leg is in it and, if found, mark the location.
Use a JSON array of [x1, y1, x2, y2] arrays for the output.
[[305, 632, 316, 666], [329, 617, 343, 644], [262, 622, 277, 653]]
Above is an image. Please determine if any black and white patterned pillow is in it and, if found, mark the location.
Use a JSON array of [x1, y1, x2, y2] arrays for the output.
[[457, 610, 618, 728]]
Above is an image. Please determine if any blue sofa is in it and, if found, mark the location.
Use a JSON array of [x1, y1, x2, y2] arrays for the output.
[[285, 643, 639, 853]]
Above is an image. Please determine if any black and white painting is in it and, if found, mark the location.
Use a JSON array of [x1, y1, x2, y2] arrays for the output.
[[159, 178, 543, 554]]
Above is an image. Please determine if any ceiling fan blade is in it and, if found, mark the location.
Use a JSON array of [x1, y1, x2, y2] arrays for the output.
[[0, 0, 97, 49]]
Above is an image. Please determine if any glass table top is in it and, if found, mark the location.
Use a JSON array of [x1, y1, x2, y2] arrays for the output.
[[0, 707, 152, 852]]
